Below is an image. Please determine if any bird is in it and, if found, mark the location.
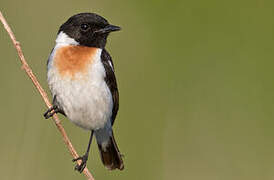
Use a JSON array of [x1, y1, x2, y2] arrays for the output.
[[43, 12, 124, 173]]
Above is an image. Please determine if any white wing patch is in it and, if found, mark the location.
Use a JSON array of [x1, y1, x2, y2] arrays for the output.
[[108, 60, 114, 71]]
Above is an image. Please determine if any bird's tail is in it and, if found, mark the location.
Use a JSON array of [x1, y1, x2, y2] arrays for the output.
[[95, 129, 124, 170]]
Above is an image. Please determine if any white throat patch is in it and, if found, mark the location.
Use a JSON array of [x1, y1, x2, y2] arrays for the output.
[[55, 31, 79, 46]]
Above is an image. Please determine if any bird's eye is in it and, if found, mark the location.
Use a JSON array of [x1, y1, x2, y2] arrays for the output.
[[80, 23, 89, 31]]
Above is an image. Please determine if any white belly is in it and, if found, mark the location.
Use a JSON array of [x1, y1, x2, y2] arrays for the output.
[[47, 47, 113, 130]]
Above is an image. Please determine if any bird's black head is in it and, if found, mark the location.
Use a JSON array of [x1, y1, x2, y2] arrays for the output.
[[58, 13, 121, 48]]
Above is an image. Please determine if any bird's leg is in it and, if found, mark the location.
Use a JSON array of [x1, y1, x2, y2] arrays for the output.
[[43, 105, 62, 119], [44, 95, 65, 119], [73, 130, 94, 173]]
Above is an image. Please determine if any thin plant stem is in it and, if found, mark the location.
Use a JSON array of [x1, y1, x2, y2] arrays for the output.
[[0, 11, 95, 180]]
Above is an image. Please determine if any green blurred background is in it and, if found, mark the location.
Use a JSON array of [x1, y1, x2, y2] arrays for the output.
[[1, 0, 274, 179]]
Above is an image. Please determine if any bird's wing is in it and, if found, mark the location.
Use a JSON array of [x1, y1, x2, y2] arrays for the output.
[[101, 49, 119, 126]]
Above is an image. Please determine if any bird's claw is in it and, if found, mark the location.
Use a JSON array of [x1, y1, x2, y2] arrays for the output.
[[43, 105, 58, 119], [73, 155, 88, 173]]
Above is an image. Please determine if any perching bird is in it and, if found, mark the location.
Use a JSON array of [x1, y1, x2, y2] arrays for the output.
[[44, 13, 124, 172]]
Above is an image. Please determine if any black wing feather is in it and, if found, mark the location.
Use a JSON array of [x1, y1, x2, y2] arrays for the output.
[[101, 49, 119, 126]]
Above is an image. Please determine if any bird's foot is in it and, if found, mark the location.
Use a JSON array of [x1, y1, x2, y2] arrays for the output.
[[73, 154, 88, 173], [43, 105, 58, 119]]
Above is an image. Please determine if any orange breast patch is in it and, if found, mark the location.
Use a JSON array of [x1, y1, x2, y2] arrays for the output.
[[54, 45, 98, 78]]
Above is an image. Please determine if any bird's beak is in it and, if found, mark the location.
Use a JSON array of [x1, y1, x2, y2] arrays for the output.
[[95, 24, 121, 34]]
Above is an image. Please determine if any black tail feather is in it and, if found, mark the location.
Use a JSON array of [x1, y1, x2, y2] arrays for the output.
[[97, 132, 124, 170]]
